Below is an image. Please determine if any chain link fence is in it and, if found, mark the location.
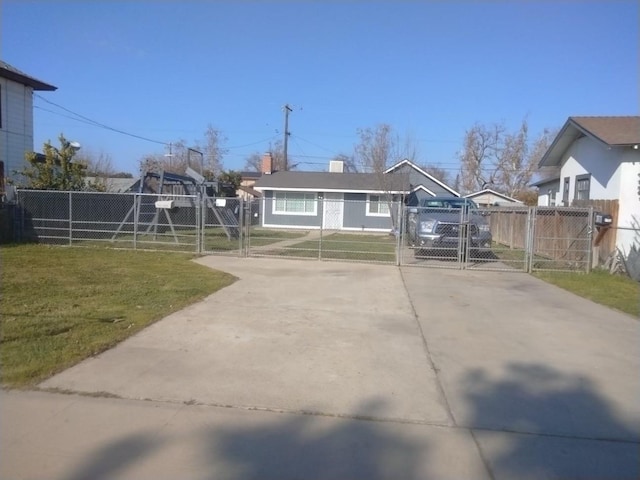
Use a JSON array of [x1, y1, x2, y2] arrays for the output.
[[398, 203, 593, 272], [16, 190, 200, 252], [13, 191, 594, 272]]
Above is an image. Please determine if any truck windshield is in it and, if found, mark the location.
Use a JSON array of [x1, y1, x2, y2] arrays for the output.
[[420, 199, 477, 210]]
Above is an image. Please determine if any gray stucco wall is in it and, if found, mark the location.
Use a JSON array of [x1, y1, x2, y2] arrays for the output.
[[261, 190, 322, 228], [261, 190, 395, 230], [343, 193, 395, 230], [392, 163, 456, 196]]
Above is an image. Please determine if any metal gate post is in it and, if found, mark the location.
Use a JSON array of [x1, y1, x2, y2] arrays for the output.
[[195, 193, 201, 254], [526, 207, 536, 273], [68, 192, 73, 246], [396, 202, 403, 266], [238, 198, 244, 257], [586, 206, 594, 273], [458, 207, 465, 270]]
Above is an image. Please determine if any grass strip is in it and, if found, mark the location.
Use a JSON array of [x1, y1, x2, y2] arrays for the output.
[[0, 244, 235, 387], [534, 269, 639, 318]]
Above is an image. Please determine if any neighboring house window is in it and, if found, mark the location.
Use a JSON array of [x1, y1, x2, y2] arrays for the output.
[[547, 189, 556, 206], [366, 194, 391, 216], [575, 174, 591, 201], [273, 191, 317, 215], [562, 177, 570, 206]]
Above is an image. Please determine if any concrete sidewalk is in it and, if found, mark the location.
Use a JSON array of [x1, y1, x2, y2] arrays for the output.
[[2, 257, 639, 479]]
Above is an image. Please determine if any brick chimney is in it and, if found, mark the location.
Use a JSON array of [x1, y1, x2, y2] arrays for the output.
[[261, 152, 273, 175]]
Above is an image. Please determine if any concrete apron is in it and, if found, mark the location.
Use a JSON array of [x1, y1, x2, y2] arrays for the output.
[[41, 257, 450, 425], [27, 256, 640, 479]]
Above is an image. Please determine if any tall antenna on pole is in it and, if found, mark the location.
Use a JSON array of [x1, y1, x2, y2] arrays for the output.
[[283, 104, 292, 171]]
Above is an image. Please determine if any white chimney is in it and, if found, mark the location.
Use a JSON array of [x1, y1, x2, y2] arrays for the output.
[[329, 160, 344, 173]]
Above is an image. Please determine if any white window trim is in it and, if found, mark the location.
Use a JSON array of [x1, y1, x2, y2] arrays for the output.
[[272, 191, 318, 216], [366, 194, 392, 217]]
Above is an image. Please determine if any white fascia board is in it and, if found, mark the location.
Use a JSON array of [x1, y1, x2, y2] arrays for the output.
[[411, 185, 437, 196], [261, 224, 321, 230], [258, 187, 407, 194], [384, 159, 460, 196], [464, 188, 522, 203]]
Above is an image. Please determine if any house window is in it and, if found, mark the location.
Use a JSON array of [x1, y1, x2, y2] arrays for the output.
[[562, 177, 570, 206], [574, 174, 591, 201], [367, 194, 391, 216], [273, 191, 317, 215], [548, 189, 556, 206]]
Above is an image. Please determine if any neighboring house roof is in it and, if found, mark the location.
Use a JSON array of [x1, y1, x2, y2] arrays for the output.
[[539, 116, 640, 167], [0, 60, 57, 91], [384, 159, 459, 196], [85, 177, 138, 193], [530, 176, 560, 188], [254, 171, 408, 194], [238, 185, 262, 197], [240, 171, 262, 179], [464, 188, 523, 203]]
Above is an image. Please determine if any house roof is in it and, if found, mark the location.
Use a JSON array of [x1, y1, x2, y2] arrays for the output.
[[254, 170, 409, 194], [384, 159, 459, 196], [530, 176, 560, 188], [240, 171, 262, 179], [539, 116, 640, 167], [85, 177, 138, 193], [238, 185, 262, 197], [0, 60, 57, 91], [464, 188, 522, 203]]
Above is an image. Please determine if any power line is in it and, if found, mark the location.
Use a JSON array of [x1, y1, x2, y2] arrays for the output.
[[35, 94, 168, 145]]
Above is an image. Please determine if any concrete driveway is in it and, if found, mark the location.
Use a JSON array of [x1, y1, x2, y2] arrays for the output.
[[3, 257, 639, 479]]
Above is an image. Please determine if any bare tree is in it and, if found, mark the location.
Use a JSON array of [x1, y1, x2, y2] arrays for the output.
[[243, 153, 263, 172], [243, 140, 297, 173], [459, 119, 555, 197], [331, 153, 359, 173], [419, 163, 451, 186], [192, 124, 228, 176], [139, 125, 228, 177], [267, 139, 287, 171], [353, 124, 420, 231]]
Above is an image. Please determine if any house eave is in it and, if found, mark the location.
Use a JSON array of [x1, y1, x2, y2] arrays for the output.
[[0, 63, 57, 91], [254, 186, 407, 195], [539, 117, 635, 167], [384, 159, 460, 196]]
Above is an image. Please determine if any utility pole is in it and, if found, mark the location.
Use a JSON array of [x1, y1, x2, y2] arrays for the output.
[[283, 104, 292, 171]]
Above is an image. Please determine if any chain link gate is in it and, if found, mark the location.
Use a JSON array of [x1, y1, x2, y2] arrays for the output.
[[14, 191, 594, 272], [399, 203, 593, 273]]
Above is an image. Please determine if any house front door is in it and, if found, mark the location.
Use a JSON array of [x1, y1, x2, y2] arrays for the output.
[[323, 193, 344, 230]]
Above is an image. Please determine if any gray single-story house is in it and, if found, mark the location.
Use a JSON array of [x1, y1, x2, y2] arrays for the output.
[[253, 159, 458, 232], [384, 159, 459, 205]]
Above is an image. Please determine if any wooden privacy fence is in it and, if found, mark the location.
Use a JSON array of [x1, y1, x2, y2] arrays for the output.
[[487, 206, 594, 265], [574, 199, 619, 263]]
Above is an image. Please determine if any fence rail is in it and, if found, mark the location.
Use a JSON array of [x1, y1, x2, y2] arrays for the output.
[[12, 190, 602, 272]]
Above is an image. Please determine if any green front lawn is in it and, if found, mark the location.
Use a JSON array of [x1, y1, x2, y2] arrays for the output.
[[534, 269, 639, 317], [264, 233, 397, 263], [0, 244, 235, 387]]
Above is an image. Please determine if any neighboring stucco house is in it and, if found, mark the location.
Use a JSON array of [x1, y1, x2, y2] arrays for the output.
[[464, 188, 523, 207], [253, 158, 458, 232], [237, 171, 262, 200], [537, 116, 640, 253], [0, 61, 57, 186], [530, 176, 561, 206]]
